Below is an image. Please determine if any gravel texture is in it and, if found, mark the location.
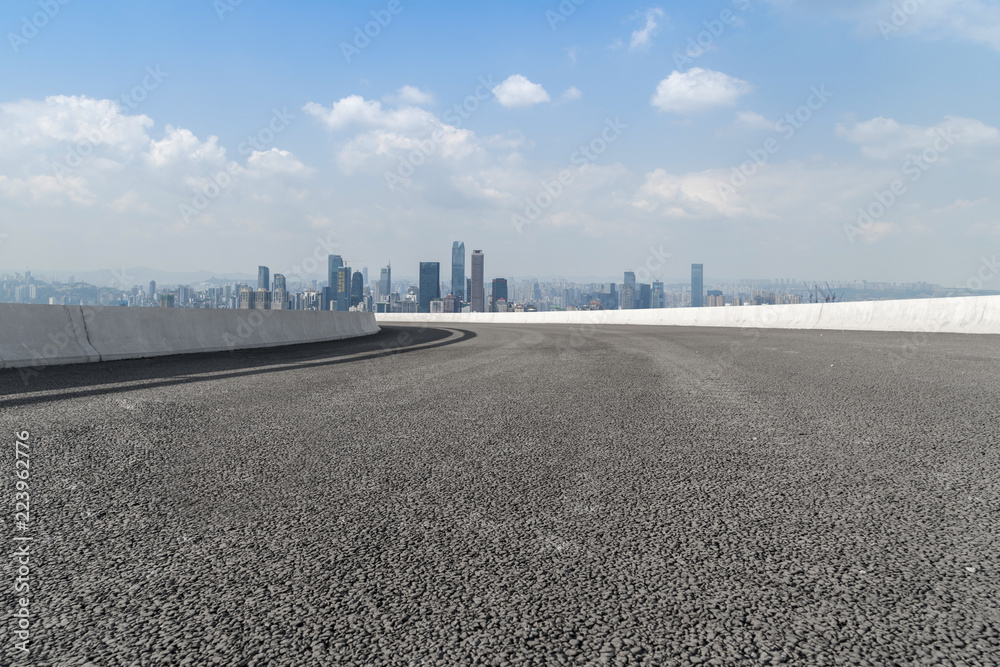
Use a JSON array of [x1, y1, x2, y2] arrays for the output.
[[1, 323, 998, 666]]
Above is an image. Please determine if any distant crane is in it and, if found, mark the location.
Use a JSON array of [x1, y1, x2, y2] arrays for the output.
[[805, 282, 843, 303]]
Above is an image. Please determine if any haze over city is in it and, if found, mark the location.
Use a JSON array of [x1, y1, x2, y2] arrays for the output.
[[3, 0, 999, 286]]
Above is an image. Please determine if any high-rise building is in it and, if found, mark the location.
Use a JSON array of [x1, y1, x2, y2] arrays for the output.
[[490, 278, 508, 311], [362, 267, 368, 287], [254, 288, 271, 310], [638, 284, 651, 310], [159, 294, 175, 308], [471, 250, 485, 312], [238, 286, 254, 309], [619, 284, 634, 310], [336, 266, 351, 311], [691, 264, 704, 308], [652, 281, 664, 309], [451, 241, 465, 301], [351, 271, 363, 307], [328, 255, 344, 293], [379, 264, 391, 298], [258, 266, 270, 291], [148, 280, 156, 297], [273, 274, 286, 292], [443, 294, 460, 313], [418, 262, 440, 313], [623, 271, 636, 309]]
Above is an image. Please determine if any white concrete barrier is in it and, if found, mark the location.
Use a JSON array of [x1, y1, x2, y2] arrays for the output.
[[0, 304, 100, 368], [375, 296, 1000, 335], [0, 305, 379, 369]]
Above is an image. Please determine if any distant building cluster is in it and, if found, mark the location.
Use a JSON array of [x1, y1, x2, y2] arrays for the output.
[[0, 255, 969, 312]]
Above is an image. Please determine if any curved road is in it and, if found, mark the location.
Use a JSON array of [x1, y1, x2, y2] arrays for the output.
[[2, 324, 998, 665]]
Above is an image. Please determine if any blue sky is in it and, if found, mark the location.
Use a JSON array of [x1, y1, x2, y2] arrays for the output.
[[1, 0, 998, 285]]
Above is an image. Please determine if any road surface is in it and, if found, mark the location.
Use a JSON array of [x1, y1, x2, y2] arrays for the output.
[[2, 324, 997, 665]]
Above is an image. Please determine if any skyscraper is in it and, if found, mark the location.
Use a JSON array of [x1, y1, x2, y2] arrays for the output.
[[328, 255, 343, 291], [351, 271, 363, 307], [490, 278, 508, 312], [691, 264, 704, 308], [258, 266, 270, 291], [471, 250, 485, 312], [148, 280, 156, 297], [325, 255, 344, 311], [336, 266, 351, 311], [638, 283, 651, 310], [623, 271, 636, 309], [418, 262, 440, 313], [451, 241, 465, 301], [273, 274, 286, 292], [379, 264, 391, 298]]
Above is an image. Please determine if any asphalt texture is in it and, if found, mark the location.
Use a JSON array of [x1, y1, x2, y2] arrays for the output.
[[1, 323, 998, 666]]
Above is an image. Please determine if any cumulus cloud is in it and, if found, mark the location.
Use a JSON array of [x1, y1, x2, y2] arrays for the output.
[[734, 111, 777, 131], [305, 94, 484, 176], [0, 94, 312, 230], [492, 75, 551, 109], [836, 116, 1000, 160], [630, 8, 666, 51], [628, 7, 663, 51], [651, 68, 752, 114], [561, 87, 583, 102], [247, 148, 314, 176], [0, 96, 153, 154], [384, 85, 434, 106], [303, 96, 437, 132]]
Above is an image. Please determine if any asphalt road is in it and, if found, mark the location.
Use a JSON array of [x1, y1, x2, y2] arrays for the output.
[[1, 323, 998, 666]]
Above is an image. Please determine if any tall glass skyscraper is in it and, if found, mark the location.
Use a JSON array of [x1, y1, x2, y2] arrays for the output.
[[351, 271, 363, 307], [471, 250, 485, 312], [418, 262, 440, 313], [623, 271, 636, 309], [258, 266, 270, 290], [336, 266, 351, 311], [451, 241, 465, 301], [328, 255, 343, 291], [691, 263, 704, 308], [490, 278, 508, 311], [379, 264, 391, 299]]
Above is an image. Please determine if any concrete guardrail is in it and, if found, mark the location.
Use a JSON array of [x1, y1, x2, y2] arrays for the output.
[[376, 295, 1000, 335], [0, 304, 380, 369]]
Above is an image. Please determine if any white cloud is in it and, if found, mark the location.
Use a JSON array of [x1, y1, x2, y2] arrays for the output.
[[247, 148, 314, 177], [384, 85, 434, 107], [836, 116, 1000, 160], [303, 96, 437, 132], [0, 96, 153, 154], [146, 126, 228, 168], [735, 111, 776, 131], [630, 8, 666, 51], [492, 75, 551, 109], [651, 68, 752, 114], [561, 87, 583, 102], [764, 0, 1000, 51]]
